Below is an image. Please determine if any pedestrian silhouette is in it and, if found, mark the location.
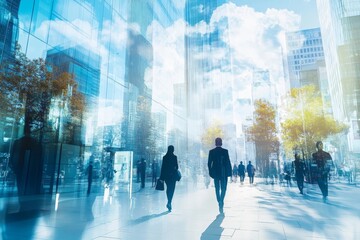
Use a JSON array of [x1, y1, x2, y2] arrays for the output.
[[151, 159, 159, 187], [136, 160, 141, 183], [9, 132, 43, 211], [284, 170, 291, 187], [232, 163, 238, 183], [238, 161, 245, 185], [293, 153, 306, 194], [247, 161, 255, 184], [140, 158, 146, 188], [159, 145, 179, 211], [312, 141, 332, 202], [87, 160, 93, 195], [208, 137, 232, 214]]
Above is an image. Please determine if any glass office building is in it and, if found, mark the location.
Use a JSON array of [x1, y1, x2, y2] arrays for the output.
[[284, 28, 325, 89], [317, 0, 360, 153], [184, 0, 237, 161], [0, 0, 181, 195]]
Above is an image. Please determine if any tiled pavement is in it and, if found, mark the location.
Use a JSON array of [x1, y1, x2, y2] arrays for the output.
[[1, 179, 359, 240]]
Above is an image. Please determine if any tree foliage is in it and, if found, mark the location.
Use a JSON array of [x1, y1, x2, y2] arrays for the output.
[[247, 99, 279, 177], [281, 85, 347, 159], [0, 44, 84, 142], [201, 121, 224, 151]]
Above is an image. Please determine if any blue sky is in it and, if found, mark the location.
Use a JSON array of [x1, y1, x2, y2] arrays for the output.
[[233, 0, 319, 29]]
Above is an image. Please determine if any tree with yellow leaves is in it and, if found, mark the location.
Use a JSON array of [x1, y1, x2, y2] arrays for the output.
[[281, 85, 347, 160], [201, 121, 225, 151], [247, 99, 279, 177], [0, 44, 84, 143]]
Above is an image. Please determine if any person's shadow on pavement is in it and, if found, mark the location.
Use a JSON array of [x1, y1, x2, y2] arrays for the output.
[[129, 211, 169, 225], [200, 214, 225, 240]]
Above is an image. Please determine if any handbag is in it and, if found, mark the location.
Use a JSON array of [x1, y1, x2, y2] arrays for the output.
[[155, 178, 164, 191], [176, 170, 182, 181]]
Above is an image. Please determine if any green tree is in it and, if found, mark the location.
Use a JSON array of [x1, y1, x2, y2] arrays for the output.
[[247, 99, 279, 177], [281, 85, 347, 159]]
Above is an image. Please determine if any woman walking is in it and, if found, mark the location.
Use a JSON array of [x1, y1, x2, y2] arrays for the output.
[[159, 145, 179, 211]]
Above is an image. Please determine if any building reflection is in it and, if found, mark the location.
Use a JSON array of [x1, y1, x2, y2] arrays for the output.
[[0, 0, 182, 201]]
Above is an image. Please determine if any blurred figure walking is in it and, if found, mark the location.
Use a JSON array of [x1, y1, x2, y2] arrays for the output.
[[151, 159, 159, 187], [247, 161, 255, 184], [238, 161, 246, 185], [208, 138, 232, 214], [312, 141, 332, 202], [87, 161, 93, 195], [232, 164, 238, 183], [159, 145, 179, 211], [140, 158, 146, 188], [293, 153, 306, 194]]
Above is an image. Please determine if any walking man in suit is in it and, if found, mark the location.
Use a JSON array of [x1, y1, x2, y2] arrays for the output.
[[247, 161, 255, 184], [208, 137, 232, 214], [312, 141, 332, 202]]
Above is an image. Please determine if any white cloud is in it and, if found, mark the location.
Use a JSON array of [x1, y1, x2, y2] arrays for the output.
[[35, 19, 107, 56], [146, 19, 186, 117], [210, 3, 300, 81], [30, 2, 302, 131], [101, 17, 129, 49]]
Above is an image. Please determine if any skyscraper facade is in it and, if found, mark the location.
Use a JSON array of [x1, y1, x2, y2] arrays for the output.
[[284, 28, 325, 89], [0, 0, 19, 62], [184, 0, 236, 160], [317, 0, 360, 153], [0, 0, 181, 194]]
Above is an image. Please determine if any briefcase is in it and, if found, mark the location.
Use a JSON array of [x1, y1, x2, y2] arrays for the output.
[[155, 179, 164, 191]]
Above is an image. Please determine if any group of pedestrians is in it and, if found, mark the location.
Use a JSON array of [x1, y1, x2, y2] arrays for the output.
[[292, 141, 332, 202], [136, 158, 160, 189], [129, 138, 333, 214], [232, 161, 255, 185]]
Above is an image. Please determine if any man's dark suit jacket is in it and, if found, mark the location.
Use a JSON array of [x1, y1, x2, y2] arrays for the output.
[[208, 147, 232, 179], [160, 153, 178, 181], [312, 150, 332, 174]]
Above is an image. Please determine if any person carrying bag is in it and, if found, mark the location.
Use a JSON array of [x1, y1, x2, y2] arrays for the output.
[[155, 178, 164, 191], [159, 145, 179, 212]]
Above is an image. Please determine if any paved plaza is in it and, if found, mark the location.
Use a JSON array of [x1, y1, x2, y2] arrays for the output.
[[1, 179, 359, 240]]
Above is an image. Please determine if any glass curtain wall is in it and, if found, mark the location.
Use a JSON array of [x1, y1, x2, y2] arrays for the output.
[[0, 0, 182, 197], [184, 0, 237, 173], [317, 0, 360, 157]]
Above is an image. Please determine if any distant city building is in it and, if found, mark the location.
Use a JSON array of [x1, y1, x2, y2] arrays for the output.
[[0, 0, 181, 191], [173, 83, 186, 133], [152, 111, 167, 155], [46, 46, 101, 146], [235, 98, 255, 164], [252, 69, 277, 106], [284, 28, 325, 89], [0, 0, 19, 62], [284, 27, 332, 121], [185, 0, 235, 148]]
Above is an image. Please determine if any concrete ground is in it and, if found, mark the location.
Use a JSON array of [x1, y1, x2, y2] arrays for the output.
[[1, 178, 359, 240]]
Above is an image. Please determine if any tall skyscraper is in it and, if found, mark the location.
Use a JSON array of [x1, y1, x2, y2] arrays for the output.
[[0, 0, 19, 62], [284, 28, 325, 89], [46, 46, 101, 146], [317, 0, 360, 152], [0, 0, 181, 193], [184, 0, 235, 151]]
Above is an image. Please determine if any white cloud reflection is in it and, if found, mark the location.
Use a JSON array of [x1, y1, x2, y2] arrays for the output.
[[27, 2, 302, 130], [147, 2, 301, 132]]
